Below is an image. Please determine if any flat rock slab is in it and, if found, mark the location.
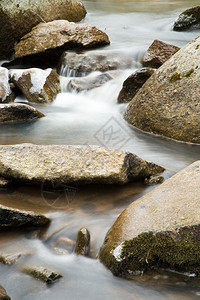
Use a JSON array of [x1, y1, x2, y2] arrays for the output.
[[14, 20, 110, 64], [58, 51, 135, 76], [99, 161, 200, 276], [0, 144, 164, 186], [0, 0, 87, 59], [10, 68, 60, 104], [173, 6, 200, 31], [0, 204, 50, 229], [124, 36, 200, 143], [141, 40, 180, 68], [0, 103, 44, 124]]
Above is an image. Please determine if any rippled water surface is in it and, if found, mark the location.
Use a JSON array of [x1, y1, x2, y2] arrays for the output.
[[0, 0, 200, 299]]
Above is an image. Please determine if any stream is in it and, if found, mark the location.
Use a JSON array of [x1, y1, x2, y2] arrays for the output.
[[0, 0, 200, 299]]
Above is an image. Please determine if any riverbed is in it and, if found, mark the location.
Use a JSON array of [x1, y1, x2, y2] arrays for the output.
[[0, 0, 200, 299]]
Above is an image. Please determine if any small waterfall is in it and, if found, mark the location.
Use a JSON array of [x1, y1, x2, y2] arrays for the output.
[[59, 64, 89, 78]]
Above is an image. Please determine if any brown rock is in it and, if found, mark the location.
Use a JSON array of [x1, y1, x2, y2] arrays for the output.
[[124, 36, 200, 143], [0, 103, 44, 124], [0, 0, 87, 59], [0, 285, 11, 300], [75, 228, 90, 256], [99, 161, 200, 276], [0, 144, 164, 186], [10, 68, 60, 104], [117, 68, 155, 103], [141, 40, 180, 68], [14, 20, 110, 66], [22, 266, 62, 283], [58, 51, 134, 76]]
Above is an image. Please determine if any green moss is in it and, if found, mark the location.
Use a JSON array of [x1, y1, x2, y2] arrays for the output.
[[184, 69, 194, 77], [105, 225, 200, 277], [196, 45, 199, 50], [169, 72, 181, 83]]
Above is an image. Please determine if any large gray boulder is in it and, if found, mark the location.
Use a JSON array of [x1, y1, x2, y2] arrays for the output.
[[0, 0, 87, 59], [173, 6, 200, 31], [124, 36, 200, 143], [57, 51, 135, 76], [10, 68, 60, 104], [0, 144, 164, 186], [0, 103, 44, 124], [14, 20, 110, 66], [99, 161, 200, 277]]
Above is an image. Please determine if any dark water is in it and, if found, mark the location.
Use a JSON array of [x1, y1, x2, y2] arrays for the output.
[[0, 0, 200, 299]]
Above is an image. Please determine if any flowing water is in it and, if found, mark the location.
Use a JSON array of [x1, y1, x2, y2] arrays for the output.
[[0, 0, 200, 299]]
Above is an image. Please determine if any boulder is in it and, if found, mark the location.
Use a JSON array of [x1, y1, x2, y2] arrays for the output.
[[0, 67, 15, 103], [124, 36, 200, 143], [117, 68, 155, 103], [0, 144, 164, 186], [14, 20, 110, 66], [57, 51, 135, 76], [75, 228, 90, 256], [68, 70, 122, 93], [0, 286, 11, 300], [141, 40, 180, 68], [173, 6, 200, 31], [99, 161, 200, 277], [0, 204, 50, 229], [0, 103, 44, 124], [22, 266, 62, 283], [10, 68, 60, 104], [0, 0, 86, 59]]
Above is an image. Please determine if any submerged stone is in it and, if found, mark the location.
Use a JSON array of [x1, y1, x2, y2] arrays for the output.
[[124, 36, 200, 143], [99, 161, 200, 277], [75, 228, 90, 256], [173, 6, 200, 31], [0, 144, 164, 186]]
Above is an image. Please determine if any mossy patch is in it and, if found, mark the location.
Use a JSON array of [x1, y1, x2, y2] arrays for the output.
[[169, 72, 181, 83], [107, 225, 200, 277], [184, 69, 194, 77]]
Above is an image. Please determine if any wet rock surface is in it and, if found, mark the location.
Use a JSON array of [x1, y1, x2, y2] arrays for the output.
[[14, 20, 110, 66], [0, 103, 44, 124], [173, 6, 200, 31], [23, 266, 62, 283], [0, 177, 11, 189], [141, 40, 180, 68], [124, 36, 200, 143], [99, 161, 200, 277], [0, 0, 87, 60], [0, 144, 164, 186], [68, 70, 122, 92], [10, 68, 60, 104], [117, 68, 155, 103], [75, 228, 90, 256], [0, 285, 11, 300], [0, 204, 50, 229], [58, 51, 135, 76]]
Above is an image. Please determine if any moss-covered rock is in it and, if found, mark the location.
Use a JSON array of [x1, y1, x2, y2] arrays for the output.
[[173, 6, 200, 31], [0, 0, 87, 59], [0, 285, 11, 300], [99, 161, 200, 277], [124, 36, 200, 143], [23, 266, 62, 283]]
